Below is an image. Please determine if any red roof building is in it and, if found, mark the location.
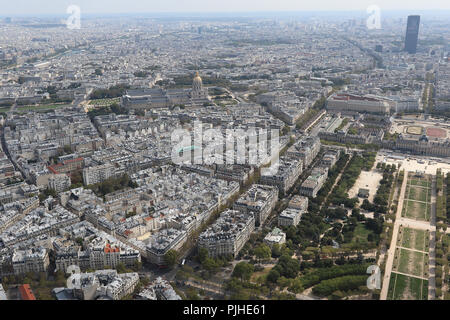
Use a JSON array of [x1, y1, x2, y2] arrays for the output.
[[19, 284, 36, 301]]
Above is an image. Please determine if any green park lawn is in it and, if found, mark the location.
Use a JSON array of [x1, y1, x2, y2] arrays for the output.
[[398, 227, 429, 252], [388, 272, 428, 300]]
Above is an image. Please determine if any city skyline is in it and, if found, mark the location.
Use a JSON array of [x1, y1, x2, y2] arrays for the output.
[[1, 0, 450, 16]]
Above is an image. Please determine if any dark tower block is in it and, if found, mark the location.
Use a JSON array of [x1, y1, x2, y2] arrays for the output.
[[405, 15, 420, 54]]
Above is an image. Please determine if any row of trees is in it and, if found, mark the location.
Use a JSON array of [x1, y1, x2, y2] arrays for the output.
[[312, 275, 368, 297], [445, 173, 450, 222], [310, 153, 350, 211], [225, 276, 269, 300], [299, 263, 370, 289], [435, 169, 446, 222], [328, 152, 376, 208], [89, 84, 130, 100], [433, 231, 450, 299], [295, 108, 321, 130]]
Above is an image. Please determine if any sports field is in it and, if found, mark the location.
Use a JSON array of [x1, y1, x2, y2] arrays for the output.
[[387, 272, 428, 300], [406, 126, 423, 135], [426, 127, 447, 139]]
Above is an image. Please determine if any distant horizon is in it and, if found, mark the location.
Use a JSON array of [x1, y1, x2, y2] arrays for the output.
[[1, 0, 450, 17], [2, 9, 450, 19]]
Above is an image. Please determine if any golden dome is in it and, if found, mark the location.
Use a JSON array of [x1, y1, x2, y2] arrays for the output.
[[193, 71, 203, 92], [193, 71, 202, 82]]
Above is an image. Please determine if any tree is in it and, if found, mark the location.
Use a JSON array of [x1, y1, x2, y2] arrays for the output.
[[164, 250, 178, 268], [186, 288, 201, 300], [71, 170, 83, 185], [38, 272, 47, 287], [232, 262, 254, 281], [133, 261, 143, 272], [116, 263, 128, 274], [277, 276, 291, 289], [203, 258, 219, 273], [55, 270, 66, 287], [276, 254, 300, 279], [197, 247, 209, 264], [230, 290, 250, 300], [267, 269, 280, 283], [75, 237, 83, 246], [254, 244, 271, 262], [289, 278, 304, 293], [271, 243, 282, 258]]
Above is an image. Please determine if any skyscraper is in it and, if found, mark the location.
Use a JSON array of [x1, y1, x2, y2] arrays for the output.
[[404, 15, 420, 54]]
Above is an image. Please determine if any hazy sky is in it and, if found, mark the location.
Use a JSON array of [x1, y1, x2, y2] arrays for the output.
[[1, 0, 449, 15]]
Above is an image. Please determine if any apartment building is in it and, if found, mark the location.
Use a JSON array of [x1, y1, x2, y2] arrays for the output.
[[233, 184, 278, 226], [11, 248, 50, 275], [287, 136, 321, 168], [48, 174, 71, 192], [82, 163, 116, 185], [299, 167, 328, 198], [146, 228, 187, 266], [198, 210, 255, 258], [260, 157, 303, 194], [278, 208, 304, 227]]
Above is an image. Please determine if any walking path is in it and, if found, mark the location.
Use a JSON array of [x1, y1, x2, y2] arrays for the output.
[[397, 217, 436, 232], [395, 246, 428, 254], [427, 176, 437, 300], [390, 271, 428, 281]]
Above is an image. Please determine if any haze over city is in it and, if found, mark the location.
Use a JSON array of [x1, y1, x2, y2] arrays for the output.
[[1, 0, 450, 15]]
